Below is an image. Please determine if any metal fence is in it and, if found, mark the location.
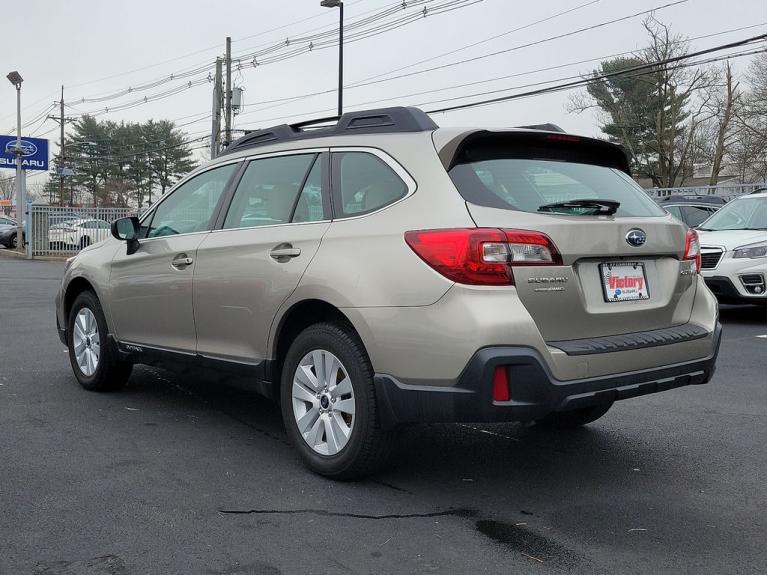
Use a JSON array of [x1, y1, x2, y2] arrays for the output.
[[29, 205, 136, 257], [645, 182, 766, 201]]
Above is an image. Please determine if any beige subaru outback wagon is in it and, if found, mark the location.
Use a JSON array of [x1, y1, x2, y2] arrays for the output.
[[55, 107, 721, 478]]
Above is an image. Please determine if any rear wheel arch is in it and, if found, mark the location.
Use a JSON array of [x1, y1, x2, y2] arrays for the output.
[[270, 299, 369, 389]]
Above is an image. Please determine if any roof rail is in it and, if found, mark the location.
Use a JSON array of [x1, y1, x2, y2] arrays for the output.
[[515, 123, 565, 133], [221, 106, 438, 155]]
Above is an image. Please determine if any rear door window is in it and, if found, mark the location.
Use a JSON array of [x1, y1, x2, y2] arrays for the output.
[[223, 154, 319, 229]]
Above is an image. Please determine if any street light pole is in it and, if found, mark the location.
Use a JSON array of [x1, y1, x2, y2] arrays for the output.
[[320, 0, 344, 117], [6, 71, 24, 253]]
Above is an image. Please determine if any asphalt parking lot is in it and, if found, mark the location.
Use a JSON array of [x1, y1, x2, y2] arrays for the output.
[[1, 257, 765, 575]]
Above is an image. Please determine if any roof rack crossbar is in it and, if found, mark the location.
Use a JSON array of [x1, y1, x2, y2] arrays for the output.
[[291, 115, 340, 130]]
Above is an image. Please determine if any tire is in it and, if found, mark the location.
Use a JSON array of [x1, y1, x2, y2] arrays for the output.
[[79, 236, 91, 249], [67, 290, 132, 391], [280, 322, 394, 480], [535, 402, 614, 429], [10, 233, 17, 249]]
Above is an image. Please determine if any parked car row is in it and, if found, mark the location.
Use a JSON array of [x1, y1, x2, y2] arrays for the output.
[[0, 214, 113, 251], [48, 218, 112, 250]]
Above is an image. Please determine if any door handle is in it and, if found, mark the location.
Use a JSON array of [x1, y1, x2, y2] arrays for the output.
[[171, 255, 194, 269], [270, 244, 301, 261]]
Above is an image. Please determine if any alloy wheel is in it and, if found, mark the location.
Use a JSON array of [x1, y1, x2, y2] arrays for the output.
[[291, 349, 356, 456], [72, 308, 100, 376]]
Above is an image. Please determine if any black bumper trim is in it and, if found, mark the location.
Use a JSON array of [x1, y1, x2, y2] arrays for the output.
[[547, 323, 709, 356], [704, 276, 746, 302], [56, 315, 67, 346], [373, 323, 721, 428]]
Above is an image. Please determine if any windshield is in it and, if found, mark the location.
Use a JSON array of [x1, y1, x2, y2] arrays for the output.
[[698, 197, 767, 231], [449, 157, 665, 217]]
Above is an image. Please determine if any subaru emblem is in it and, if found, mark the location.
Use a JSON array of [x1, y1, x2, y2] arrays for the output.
[[625, 228, 647, 247]]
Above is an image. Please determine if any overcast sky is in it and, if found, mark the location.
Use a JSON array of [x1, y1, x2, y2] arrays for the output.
[[3, 0, 766, 183]]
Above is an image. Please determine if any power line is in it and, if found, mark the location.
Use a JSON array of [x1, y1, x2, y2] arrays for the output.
[[230, 34, 766, 129], [62, 0, 371, 93], [234, 0, 697, 118], [57, 0, 479, 121], [424, 34, 767, 114], [344, 0, 690, 89], [64, 0, 434, 107], [66, 0, 677, 123], [348, 0, 602, 86]]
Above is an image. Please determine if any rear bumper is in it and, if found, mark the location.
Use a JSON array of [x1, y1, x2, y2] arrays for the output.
[[373, 323, 721, 428]]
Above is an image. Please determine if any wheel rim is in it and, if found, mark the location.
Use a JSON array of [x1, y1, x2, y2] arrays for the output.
[[11, 235, 17, 248], [72, 308, 100, 376], [292, 349, 355, 456]]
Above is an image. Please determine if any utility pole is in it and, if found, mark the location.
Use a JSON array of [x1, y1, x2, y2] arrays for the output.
[[224, 36, 232, 149], [211, 58, 222, 159], [338, 2, 343, 116], [47, 85, 75, 206]]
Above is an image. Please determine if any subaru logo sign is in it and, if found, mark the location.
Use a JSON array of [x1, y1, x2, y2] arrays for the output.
[[626, 228, 647, 247], [0, 135, 48, 171], [4, 139, 38, 157]]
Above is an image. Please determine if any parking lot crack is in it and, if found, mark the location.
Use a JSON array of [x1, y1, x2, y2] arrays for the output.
[[217, 507, 477, 520]]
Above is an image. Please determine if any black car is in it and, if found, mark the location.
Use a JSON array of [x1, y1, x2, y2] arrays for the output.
[[660, 194, 727, 206], [0, 218, 26, 248], [662, 202, 720, 228]]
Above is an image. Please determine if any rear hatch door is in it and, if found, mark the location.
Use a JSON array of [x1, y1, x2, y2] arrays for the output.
[[444, 130, 695, 341]]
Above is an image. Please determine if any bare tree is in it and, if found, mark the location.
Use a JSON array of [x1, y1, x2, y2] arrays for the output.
[[569, 17, 714, 187], [732, 52, 767, 182], [0, 176, 14, 202], [699, 62, 742, 185]]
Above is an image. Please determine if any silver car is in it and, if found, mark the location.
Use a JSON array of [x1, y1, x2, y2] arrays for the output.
[[55, 107, 721, 478]]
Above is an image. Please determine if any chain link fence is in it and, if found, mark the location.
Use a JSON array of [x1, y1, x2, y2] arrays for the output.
[[29, 205, 137, 257]]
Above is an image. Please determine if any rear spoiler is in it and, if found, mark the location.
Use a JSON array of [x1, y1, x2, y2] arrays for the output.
[[436, 129, 631, 175]]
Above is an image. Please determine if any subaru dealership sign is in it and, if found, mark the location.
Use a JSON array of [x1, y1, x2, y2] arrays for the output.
[[0, 135, 49, 171]]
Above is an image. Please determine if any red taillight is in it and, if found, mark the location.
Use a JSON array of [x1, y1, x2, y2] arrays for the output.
[[492, 366, 510, 402], [404, 228, 562, 285], [684, 228, 701, 273]]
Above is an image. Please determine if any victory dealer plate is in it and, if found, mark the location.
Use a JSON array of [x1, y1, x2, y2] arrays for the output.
[[600, 262, 650, 302]]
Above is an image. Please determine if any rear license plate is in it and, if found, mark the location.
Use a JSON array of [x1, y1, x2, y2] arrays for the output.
[[600, 262, 650, 302]]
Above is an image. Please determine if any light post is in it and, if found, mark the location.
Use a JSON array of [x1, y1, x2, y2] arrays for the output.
[[6, 70, 24, 253], [320, 0, 343, 117]]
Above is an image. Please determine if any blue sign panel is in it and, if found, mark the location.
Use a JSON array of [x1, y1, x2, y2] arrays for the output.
[[0, 135, 49, 171]]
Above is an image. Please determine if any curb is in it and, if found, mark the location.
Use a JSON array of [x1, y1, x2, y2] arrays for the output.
[[0, 249, 69, 262]]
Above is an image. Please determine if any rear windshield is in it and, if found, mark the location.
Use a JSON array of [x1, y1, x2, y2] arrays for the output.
[[449, 155, 665, 217]]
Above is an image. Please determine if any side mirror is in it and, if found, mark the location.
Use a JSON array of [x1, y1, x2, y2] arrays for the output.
[[111, 216, 141, 254]]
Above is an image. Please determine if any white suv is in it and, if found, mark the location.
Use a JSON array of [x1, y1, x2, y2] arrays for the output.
[[698, 192, 767, 304]]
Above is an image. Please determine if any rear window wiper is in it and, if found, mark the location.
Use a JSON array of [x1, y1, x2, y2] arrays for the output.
[[537, 198, 620, 216]]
